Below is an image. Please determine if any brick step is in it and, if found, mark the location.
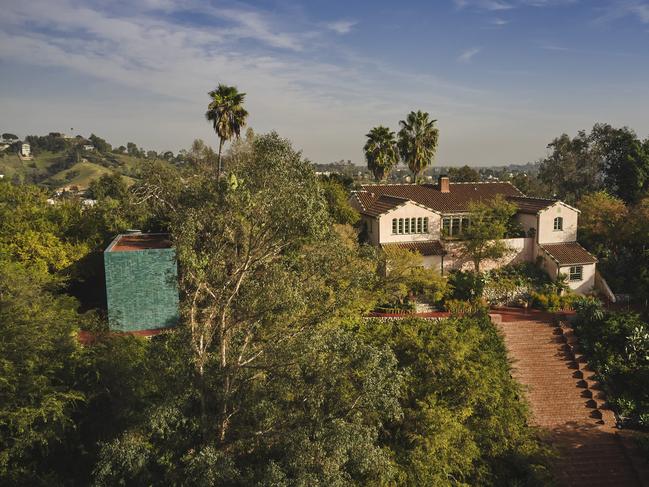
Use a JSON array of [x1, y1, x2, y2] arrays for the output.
[[498, 317, 641, 487]]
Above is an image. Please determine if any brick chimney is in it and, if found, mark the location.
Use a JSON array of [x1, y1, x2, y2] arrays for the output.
[[439, 175, 450, 193]]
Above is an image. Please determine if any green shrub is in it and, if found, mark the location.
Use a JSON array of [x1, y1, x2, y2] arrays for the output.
[[447, 270, 485, 301], [445, 299, 488, 316], [572, 309, 649, 428]]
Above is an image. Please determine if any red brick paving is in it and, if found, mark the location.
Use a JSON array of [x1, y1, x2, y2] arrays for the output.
[[496, 315, 643, 487]]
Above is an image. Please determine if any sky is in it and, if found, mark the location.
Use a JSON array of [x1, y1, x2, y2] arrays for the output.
[[1, 0, 649, 166]]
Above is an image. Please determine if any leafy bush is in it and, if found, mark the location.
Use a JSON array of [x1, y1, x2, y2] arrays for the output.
[[353, 314, 553, 485], [380, 247, 447, 308], [482, 263, 553, 306], [528, 288, 577, 312], [572, 308, 649, 428], [447, 269, 485, 301], [445, 299, 489, 316]]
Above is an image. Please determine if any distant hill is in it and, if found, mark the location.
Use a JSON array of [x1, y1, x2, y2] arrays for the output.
[[0, 133, 178, 191]]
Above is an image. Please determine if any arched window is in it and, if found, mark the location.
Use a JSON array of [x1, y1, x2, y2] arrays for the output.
[[553, 217, 563, 231], [392, 218, 397, 234]]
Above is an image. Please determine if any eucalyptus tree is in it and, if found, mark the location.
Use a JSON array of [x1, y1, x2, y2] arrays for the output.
[[119, 132, 400, 485], [364, 125, 399, 181], [205, 84, 249, 178], [397, 110, 439, 181]]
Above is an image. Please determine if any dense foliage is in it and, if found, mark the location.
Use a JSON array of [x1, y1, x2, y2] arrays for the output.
[[572, 300, 649, 429], [353, 314, 552, 486], [0, 131, 550, 485]]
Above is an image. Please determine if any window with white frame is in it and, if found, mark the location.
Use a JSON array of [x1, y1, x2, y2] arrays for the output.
[[442, 216, 470, 238], [391, 216, 430, 234], [569, 265, 583, 281], [553, 217, 563, 231]]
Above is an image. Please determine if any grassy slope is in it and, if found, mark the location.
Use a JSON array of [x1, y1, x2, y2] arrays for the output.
[[0, 150, 143, 189], [0, 150, 67, 181], [45, 161, 114, 188]]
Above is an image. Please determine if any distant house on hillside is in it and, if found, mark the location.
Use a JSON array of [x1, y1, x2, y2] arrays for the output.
[[350, 176, 598, 294], [20, 143, 30, 158], [104, 232, 180, 332], [83, 144, 95, 151]]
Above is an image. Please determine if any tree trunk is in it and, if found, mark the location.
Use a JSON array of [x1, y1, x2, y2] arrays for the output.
[[217, 138, 224, 179], [198, 359, 208, 442], [218, 318, 230, 444]]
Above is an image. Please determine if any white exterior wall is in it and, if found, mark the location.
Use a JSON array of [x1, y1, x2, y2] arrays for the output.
[[378, 202, 441, 244], [559, 264, 596, 294], [537, 203, 579, 244], [537, 250, 559, 280], [515, 213, 538, 238], [443, 237, 535, 273], [360, 215, 380, 246]]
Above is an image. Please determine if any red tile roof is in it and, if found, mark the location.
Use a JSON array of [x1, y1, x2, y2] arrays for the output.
[[381, 240, 446, 256], [540, 242, 598, 266], [354, 182, 523, 215], [506, 195, 558, 214], [361, 195, 409, 217]]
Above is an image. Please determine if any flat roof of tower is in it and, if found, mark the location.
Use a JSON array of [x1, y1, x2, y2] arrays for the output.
[[106, 232, 173, 252]]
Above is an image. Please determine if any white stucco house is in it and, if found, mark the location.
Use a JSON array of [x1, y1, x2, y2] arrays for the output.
[[20, 143, 31, 158], [350, 176, 598, 294]]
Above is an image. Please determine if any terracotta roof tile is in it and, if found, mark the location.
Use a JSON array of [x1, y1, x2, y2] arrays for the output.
[[540, 242, 598, 266], [507, 195, 558, 214], [381, 240, 446, 256], [355, 182, 523, 215], [361, 195, 410, 217]]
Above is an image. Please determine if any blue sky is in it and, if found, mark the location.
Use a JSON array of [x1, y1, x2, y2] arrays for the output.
[[1, 0, 648, 165]]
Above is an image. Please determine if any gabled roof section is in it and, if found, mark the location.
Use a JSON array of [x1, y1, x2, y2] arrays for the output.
[[507, 195, 580, 214], [362, 194, 410, 217], [382, 240, 446, 256], [540, 242, 598, 266], [507, 195, 558, 214], [357, 182, 523, 214]]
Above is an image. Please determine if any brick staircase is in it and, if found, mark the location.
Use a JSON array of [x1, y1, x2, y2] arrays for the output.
[[494, 313, 644, 487]]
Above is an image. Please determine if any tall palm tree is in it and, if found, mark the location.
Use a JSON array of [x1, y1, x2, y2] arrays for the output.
[[397, 110, 439, 182], [205, 84, 249, 177], [364, 126, 399, 181]]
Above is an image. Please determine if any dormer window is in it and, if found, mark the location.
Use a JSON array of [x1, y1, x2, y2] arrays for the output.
[[553, 217, 563, 231]]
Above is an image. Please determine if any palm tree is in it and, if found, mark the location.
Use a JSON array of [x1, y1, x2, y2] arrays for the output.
[[397, 110, 439, 182], [364, 126, 399, 181], [205, 84, 249, 177]]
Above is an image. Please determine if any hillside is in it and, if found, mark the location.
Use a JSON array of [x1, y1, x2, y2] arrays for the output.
[[44, 160, 136, 189], [0, 134, 174, 190]]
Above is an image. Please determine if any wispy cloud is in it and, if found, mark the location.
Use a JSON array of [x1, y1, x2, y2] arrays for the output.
[[455, 0, 576, 10], [325, 20, 357, 34], [628, 3, 649, 23], [458, 47, 482, 63], [455, 0, 514, 10], [0, 0, 500, 162], [491, 17, 510, 25]]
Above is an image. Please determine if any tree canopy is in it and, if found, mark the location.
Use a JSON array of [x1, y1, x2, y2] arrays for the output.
[[205, 84, 249, 176], [456, 195, 517, 273], [398, 111, 439, 181], [364, 125, 399, 181]]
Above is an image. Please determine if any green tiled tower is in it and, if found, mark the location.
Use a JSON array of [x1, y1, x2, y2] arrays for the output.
[[104, 233, 180, 332]]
